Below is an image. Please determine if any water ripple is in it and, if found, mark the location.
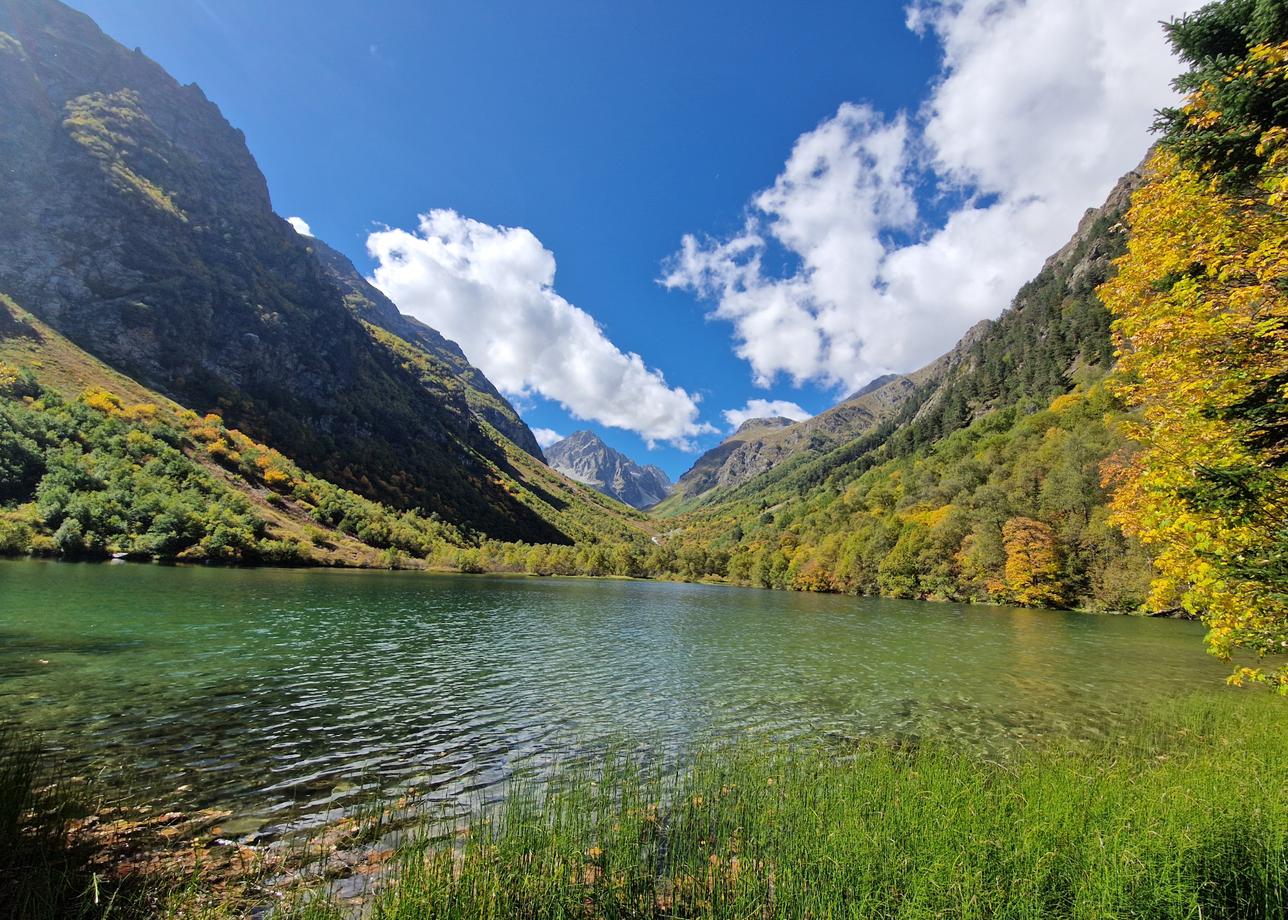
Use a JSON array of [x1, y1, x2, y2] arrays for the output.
[[0, 560, 1224, 834]]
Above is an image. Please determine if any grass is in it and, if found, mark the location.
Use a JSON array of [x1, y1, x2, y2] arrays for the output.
[[0, 728, 103, 919], [4, 693, 1286, 919], [305, 693, 1288, 920]]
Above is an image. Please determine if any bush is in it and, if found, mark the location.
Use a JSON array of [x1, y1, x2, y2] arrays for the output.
[[0, 515, 33, 554]]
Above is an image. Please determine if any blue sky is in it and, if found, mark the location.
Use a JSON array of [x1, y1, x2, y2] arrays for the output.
[[70, 0, 1187, 478]]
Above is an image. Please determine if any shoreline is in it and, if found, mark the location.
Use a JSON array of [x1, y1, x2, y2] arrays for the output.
[[0, 553, 1194, 619], [4, 692, 1284, 919]]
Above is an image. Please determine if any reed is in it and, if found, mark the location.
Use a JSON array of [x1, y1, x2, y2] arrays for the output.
[[0, 727, 100, 918], [301, 693, 1287, 919], [6, 692, 1287, 919]]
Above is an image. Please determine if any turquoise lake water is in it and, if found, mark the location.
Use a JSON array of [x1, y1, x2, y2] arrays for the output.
[[0, 559, 1227, 835]]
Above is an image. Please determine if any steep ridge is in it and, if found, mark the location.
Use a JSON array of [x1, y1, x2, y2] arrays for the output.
[[545, 430, 672, 509], [663, 373, 928, 511], [0, 0, 552, 540], [665, 416, 795, 504], [310, 238, 544, 459]]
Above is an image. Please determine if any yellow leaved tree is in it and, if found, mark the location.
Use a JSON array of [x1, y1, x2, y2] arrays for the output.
[[1001, 517, 1064, 607], [1101, 10, 1288, 689]]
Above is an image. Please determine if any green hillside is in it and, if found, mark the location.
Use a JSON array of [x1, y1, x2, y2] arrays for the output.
[[656, 381, 1153, 611], [0, 295, 649, 566], [0, 0, 555, 541]]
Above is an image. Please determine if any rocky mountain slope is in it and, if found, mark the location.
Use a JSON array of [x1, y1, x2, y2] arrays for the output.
[[663, 417, 794, 503], [310, 238, 544, 459], [0, 0, 552, 540], [544, 430, 672, 509], [662, 372, 931, 510]]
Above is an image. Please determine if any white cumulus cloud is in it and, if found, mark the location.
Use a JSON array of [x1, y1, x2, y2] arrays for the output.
[[368, 210, 714, 448], [722, 399, 812, 431], [286, 216, 313, 237], [531, 427, 565, 449], [663, 0, 1193, 392]]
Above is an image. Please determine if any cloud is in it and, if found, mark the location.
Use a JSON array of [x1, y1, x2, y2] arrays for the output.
[[286, 216, 313, 237], [722, 399, 812, 431], [368, 210, 715, 448], [531, 427, 565, 449], [664, 0, 1193, 392]]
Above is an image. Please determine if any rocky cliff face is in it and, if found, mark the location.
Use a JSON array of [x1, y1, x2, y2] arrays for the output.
[[0, 0, 555, 540], [669, 373, 924, 505], [310, 238, 544, 459], [545, 430, 671, 509], [669, 417, 792, 500]]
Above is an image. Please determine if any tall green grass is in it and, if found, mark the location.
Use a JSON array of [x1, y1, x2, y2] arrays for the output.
[[6, 694, 1288, 919], [305, 693, 1286, 920], [0, 729, 198, 920], [0, 728, 99, 918]]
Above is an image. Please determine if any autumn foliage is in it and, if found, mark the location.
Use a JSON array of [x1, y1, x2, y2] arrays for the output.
[[1001, 517, 1064, 607], [1102, 4, 1288, 689]]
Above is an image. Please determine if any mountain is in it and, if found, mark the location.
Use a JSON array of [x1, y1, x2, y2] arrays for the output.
[[659, 166, 1139, 515], [660, 417, 794, 508], [0, 0, 554, 541], [660, 372, 929, 512], [545, 430, 672, 509], [650, 163, 1152, 609], [660, 363, 963, 513], [0, 289, 654, 564], [310, 238, 544, 459]]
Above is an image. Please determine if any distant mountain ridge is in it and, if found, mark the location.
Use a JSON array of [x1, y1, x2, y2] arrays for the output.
[[545, 430, 672, 509], [662, 371, 931, 511]]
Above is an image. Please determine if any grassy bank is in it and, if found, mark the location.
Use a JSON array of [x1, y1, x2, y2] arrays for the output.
[[6, 693, 1286, 919]]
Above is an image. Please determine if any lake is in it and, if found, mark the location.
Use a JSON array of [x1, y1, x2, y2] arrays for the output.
[[0, 558, 1228, 836]]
